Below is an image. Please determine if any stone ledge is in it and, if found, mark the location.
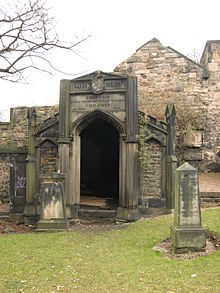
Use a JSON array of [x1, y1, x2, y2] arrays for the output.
[[200, 192, 220, 198], [36, 218, 69, 231]]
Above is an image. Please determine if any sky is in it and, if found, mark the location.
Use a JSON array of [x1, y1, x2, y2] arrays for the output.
[[0, 0, 220, 120]]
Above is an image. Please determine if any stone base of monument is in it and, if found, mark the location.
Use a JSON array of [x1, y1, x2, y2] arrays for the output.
[[116, 207, 139, 222], [66, 204, 79, 219], [170, 224, 206, 253], [36, 172, 68, 232], [9, 213, 24, 223], [23, 204, 39, 225], [36, 218, 69, 232]]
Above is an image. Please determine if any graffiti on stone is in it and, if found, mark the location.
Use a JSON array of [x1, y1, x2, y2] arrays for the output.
[[16, 176, 26, 189]]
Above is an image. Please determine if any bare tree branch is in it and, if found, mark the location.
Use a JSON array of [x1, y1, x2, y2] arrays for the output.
[[0, 0, 90, 82]]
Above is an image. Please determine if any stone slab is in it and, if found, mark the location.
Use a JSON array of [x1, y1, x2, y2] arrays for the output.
[[36, 218, 69, 231], [170, 224, 206, 252]]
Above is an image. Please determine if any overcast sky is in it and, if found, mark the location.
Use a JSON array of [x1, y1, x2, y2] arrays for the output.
[[1, 0, 220, 120]]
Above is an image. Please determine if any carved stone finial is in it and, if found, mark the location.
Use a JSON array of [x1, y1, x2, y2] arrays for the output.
[[165, 103, 176, 117]]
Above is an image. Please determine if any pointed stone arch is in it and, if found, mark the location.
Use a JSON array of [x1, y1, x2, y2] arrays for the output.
[[139, 130, 168, 205], [72, 109, 125, 136], [69, 110, 125, 213], [39, 139, 58, 174], [144, 134, 166, 147]]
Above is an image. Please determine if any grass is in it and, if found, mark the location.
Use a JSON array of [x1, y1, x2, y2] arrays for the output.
[[0, 208, 220, 292]]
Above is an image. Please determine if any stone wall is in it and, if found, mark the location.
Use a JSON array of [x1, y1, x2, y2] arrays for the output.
[[0, 105, 58, 150], [40, 142, 57, 174], [141, 142, 162, 198], [200, 41, 220, 171], [0, 105, 58, 201], [0, 158, 10, 201], [138, 112, 168, 203], [115, 38, 220, 172]]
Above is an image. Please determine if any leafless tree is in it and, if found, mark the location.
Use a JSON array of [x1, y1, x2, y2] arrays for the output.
[[0, 0, 89, 82]]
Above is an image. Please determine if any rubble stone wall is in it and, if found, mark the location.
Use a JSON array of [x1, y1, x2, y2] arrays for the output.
[[0, 105, 58, 201], [115, 38, 220, 172], [141, 142, 162, 199], [0, 159, 10, 201], [0, 105, 58, 150]]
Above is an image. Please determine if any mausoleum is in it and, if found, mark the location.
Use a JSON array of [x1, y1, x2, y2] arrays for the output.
[[0, 37, 219, 225], [0, 70, 176, 225]]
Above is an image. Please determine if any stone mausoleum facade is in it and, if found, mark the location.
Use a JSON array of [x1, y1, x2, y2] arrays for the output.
[[0, 38, 219, 225]]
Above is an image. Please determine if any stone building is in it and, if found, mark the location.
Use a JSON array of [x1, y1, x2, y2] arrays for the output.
[[0, 106, 58, 203], [0, 38, 219, 225], [115, 38, 220, 172], [0, 71, 176, 225]]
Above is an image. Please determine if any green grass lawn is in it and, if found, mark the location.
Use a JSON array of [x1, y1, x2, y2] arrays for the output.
[[0, 208, 220, 293]]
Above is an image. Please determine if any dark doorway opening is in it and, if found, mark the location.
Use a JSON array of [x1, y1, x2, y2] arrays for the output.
[[80, 119, 119, 209]]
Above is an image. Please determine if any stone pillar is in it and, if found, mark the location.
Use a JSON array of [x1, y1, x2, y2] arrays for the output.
[[58, 80, 70, 142], [58, 80, 74, 217], [165, 104, 177, 212], [119, 136, 126, 207], [170, 163, 206, 252], [67, 132, 80, 219], [24, 108, 37, 225], [58, 80, 71, 175], [166, 155, 177, 211], [36, 172, 68, 231], [166, 104, 176, 155], [116, 76, 139, 221]]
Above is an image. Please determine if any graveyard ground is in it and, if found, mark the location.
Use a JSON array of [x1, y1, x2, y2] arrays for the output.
[[0, 207, 220, 292]]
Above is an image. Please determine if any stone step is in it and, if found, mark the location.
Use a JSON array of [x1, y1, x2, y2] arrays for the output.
[[200, 192, 220, 198], [138, 207, 166, 217], [0, 213, 10, 221], [79, 208, 117, 224], [80, 204, 117, 210]]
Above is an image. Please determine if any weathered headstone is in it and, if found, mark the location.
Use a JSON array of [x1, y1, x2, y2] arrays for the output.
[[170, 162, 206, 252], [36, 172, 68, 231]]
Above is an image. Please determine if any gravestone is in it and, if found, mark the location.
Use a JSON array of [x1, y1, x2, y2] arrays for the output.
[[36, 172, 68, 231], [170, 162, 206, 252]]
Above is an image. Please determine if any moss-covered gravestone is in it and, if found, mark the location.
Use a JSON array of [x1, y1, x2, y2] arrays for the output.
[[170, 162, 206, 252]]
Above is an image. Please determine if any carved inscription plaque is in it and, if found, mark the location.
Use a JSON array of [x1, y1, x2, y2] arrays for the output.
[[71, 93, 125, 112], [179, 172, 200, 226], [70, 79, 126, 93]]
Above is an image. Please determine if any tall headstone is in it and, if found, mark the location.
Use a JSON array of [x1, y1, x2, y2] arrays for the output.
[[170, 162, 206, 252]]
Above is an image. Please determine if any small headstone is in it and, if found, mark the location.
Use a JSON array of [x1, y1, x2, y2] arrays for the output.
[[36, 172, 68, 231], [170, 162, 206, 252]]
